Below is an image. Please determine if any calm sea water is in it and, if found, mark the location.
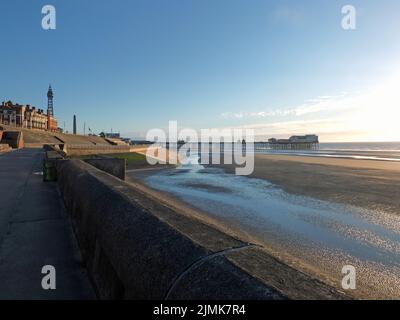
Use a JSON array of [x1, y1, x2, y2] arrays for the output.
[[318, 142, 400, 152], [177, 142, 400, 160], [254, 141, 400, 161]]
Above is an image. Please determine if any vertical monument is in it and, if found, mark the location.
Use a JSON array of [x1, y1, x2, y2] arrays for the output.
[[47, 85, 56, 131], [73, 115, 77, 135], [47, 85, 54, 117]]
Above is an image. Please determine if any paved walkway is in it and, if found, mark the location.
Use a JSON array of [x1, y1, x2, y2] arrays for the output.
[[0, 148, 95, 299]]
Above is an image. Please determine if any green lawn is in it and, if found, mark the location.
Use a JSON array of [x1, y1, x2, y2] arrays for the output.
[[69, 151, 167, 169]]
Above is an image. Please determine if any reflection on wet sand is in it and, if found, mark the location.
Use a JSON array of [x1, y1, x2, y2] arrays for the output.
[[131, 159, 400, 299]]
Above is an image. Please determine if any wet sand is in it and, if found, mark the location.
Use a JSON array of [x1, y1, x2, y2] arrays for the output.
[[127, 155, 400, 299], [225, 154, 400, 216]]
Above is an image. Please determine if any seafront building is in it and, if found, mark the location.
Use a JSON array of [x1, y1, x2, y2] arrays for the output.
[[0, 86, 59, 132], [267, 134, 319, 150], [105, 132, 120, 139]]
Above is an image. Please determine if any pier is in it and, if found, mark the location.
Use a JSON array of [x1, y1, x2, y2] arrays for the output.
[[265, 135, 319, 151]]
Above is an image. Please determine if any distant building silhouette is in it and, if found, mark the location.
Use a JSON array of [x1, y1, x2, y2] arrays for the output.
[[105, 132, 120, 139], [268, 134, 319, 150]]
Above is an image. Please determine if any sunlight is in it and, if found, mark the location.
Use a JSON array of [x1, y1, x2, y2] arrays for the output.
[[337, 69, 400, 142]]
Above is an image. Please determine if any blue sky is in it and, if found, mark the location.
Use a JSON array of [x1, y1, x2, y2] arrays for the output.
[[1, 0, 400, 141]]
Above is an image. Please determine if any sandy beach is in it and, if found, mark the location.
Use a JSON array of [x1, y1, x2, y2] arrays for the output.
[[224, 154, 400, 216], [126, 152, 400, 299]]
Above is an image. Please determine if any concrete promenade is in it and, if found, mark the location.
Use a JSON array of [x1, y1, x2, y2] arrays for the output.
[[0, 148, 94, 299]]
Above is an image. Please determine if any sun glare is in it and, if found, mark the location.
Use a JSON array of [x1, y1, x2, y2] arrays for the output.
[[346, 70, 400, 142]]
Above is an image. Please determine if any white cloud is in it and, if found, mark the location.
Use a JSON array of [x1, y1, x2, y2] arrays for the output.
[[218, 71, 400, 142], [220, 93, 355, 120]]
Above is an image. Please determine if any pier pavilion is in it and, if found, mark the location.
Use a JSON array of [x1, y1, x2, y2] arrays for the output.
[[267, 134, 319, 150]]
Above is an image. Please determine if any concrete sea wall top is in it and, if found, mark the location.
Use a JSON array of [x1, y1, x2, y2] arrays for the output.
[[56, 159, 347, 300]]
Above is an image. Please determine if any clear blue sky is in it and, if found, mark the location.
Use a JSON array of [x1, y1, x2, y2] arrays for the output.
[[1, 0, 400, 140]]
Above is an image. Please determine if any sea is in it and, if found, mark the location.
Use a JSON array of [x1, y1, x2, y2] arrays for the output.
[[254, 141, 400, 161]]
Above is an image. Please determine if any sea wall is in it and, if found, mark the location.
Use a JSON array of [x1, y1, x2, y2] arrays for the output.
[[64, 144, 130, 156], [1, 131, 24, 149], [43, 145, 125, 181], [84, 158, 126, 180], [55, 159, 346, 300], [0, 143, 11, 153]]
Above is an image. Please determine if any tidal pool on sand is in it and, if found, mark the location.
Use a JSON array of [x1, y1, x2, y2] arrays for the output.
[[140, 165, 400, 298]]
